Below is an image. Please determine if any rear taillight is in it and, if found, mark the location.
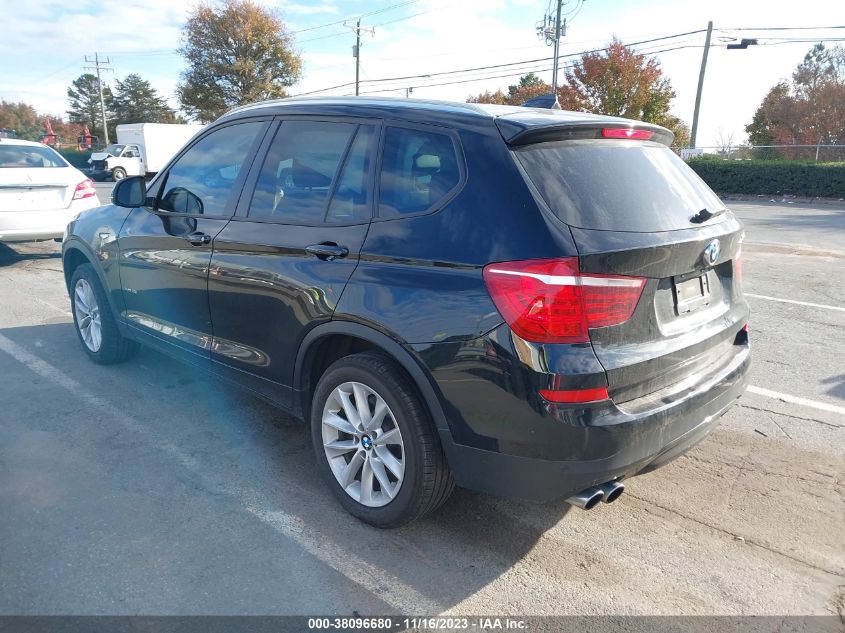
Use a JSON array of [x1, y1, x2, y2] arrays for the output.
[[72, 179, 96, 200], [601, 127, 653, 140], [735, 248, 742, 283], [482, 257, 646, 344]]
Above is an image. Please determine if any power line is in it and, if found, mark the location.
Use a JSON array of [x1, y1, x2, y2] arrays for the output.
[[290, 0, 422, 34], [298, 2, 452, 43], [348, 44, 708, 96], [719, 25, 845, 31], [295, 29, 710, 96]]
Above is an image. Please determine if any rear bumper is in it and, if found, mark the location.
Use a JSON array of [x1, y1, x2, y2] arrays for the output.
[[0, 199, 98, 242], [418, 326, 750, 502]]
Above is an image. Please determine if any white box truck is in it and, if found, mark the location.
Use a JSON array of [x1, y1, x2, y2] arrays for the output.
[[88, 123, 205, 181]]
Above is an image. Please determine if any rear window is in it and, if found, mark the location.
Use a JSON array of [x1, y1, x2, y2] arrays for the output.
[[514, 140, 724, 232], [0, 145, 67, 168]]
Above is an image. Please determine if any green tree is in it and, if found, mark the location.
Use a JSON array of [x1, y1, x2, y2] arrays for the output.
[[177, 0, 302, 122], [67, 73, 113, 140], [113, 74, 180, 125]]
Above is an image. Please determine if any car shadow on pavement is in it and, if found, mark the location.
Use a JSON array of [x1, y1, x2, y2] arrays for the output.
[[0, 242, 61, 267], [820, 374, 845, 401], [0, 322, 571, 614]]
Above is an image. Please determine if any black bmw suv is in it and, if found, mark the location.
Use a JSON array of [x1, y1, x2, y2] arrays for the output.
[[62, 97, 749, 527]]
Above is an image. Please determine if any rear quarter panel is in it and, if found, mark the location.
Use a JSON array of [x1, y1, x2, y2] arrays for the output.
[[335, 124, 579, 345]]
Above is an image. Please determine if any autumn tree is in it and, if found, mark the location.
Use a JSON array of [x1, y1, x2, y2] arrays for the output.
[[0, 101, 41, 140], [746, 44, 845, 160], [113, 74, 180, 125], [67, 73, 113, 140], [467, 42, 689, 147], [0, 101, 83, 143], [177, 0, 302, 122], [558, 38, 688, 146], [467, 73, 551, 106]]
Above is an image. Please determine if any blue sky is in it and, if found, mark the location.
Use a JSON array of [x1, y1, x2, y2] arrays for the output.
[[1, 0, 843, 146]]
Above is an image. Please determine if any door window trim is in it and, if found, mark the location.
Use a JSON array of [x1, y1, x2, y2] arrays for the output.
[[147, 117, 272, 219], [230, 115, 383, 227], [372, 121, 467, 222]]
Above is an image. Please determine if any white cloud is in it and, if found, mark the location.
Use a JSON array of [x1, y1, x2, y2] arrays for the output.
[[1, 0, 839, 147], [280, 2, 339, 15]]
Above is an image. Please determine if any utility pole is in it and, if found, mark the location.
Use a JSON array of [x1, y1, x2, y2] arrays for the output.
[[84, 53, 113, 145], [551, 0, 564, 109], [537, 0, 567, 109], [346, 19, 374, 96], [690, 21, 713, 149]]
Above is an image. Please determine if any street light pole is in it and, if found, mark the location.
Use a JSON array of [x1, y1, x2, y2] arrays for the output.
[[690, 21, 713, 149]]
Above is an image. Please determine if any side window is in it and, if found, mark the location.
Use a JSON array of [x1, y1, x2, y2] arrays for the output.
[[378, 126, 460, 218], [158, 122, 263, 216], [249, 121, 368, 224], [326, 125, 376, 223]]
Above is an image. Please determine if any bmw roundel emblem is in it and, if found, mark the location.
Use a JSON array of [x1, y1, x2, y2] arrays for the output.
[[703, 239, 721, 266]]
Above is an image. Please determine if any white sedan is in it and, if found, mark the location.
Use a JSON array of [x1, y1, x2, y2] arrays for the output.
[[0, 137, 100, 242]]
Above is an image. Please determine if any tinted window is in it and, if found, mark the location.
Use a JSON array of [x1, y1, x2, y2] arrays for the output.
[[250, 121, 359, 223], [514, 140, 725, 232], [327, 126, 376, 223], [0, 145, 67, 168], [379, 127, 460, 217], [158, 122, 262, 216]]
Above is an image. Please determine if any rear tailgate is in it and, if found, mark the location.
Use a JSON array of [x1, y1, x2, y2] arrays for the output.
[[572, 222, 746, 404], [511, 132, 748, 404]]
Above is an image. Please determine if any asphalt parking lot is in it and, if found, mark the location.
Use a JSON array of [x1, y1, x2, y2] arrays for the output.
[[0, 194, 842, 616]]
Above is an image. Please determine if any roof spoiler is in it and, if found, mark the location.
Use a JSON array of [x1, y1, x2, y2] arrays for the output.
[[495, 119, 674, 147]]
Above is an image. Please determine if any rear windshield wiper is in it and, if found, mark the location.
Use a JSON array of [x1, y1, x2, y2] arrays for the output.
[[689, 207, 727, 224]]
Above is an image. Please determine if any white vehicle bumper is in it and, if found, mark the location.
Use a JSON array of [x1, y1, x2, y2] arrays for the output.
[[0, 197, 100, 242]]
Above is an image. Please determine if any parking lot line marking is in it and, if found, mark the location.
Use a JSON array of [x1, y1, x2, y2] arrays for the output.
[[0, 332, 438, 614], [745, 293, 845, 313], [748, 386, 845, 416], [246, 505, 440, 613]]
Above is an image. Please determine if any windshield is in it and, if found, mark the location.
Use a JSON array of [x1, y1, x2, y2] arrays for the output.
[[103, 144, 125, 156], [514, 140, 725, 233], [0, 144, 68, 168]]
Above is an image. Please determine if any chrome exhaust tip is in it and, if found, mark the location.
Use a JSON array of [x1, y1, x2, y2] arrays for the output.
[[565, 486, 604, 510], [597, 480, 625, 503]]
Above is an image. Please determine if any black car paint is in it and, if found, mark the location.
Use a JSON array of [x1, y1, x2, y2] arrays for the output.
[[63, 97, 750, 502]]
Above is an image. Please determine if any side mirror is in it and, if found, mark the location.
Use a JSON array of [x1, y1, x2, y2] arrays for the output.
[[111, 176, 146, 208]]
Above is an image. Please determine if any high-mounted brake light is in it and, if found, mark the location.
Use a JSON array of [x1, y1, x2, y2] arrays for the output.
[[72, 178, 97, 200], [601, 128, 653, 140], [482, 257, 646, 344]]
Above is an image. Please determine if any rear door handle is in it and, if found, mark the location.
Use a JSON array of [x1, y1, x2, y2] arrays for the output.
[[305, 243, 349, 261], [186, 232, 211, 246]]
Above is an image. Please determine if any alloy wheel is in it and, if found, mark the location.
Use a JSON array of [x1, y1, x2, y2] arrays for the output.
[[321, 381, 405, 508], [73, 278, 102, 352]]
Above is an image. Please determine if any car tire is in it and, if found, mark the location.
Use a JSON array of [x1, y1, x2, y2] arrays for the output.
[[70, 263, 138, 365], [112, 167, 127, 181], [311, 352, 454, 528]]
